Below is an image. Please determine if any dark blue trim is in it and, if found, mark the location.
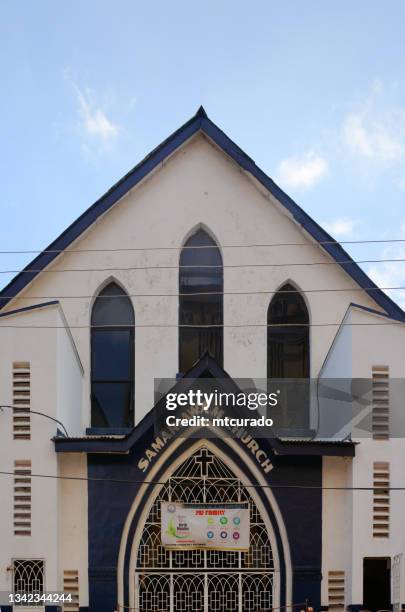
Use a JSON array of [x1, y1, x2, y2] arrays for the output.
[[350, 301, 405, 322], [121, 436, 288, 606], [1, 107, 403, 321], [87, 428, 323, 610], [85, 427, 133, 435], [0, 113, 203, 310], [199, 115, 405, 321], [88, 435, 289, 610], [1, 606, 12, 612], [0, 300, 59, 317]]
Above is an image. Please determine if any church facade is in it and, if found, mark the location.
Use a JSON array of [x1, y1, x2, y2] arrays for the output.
[[1, 108, 405, 611]]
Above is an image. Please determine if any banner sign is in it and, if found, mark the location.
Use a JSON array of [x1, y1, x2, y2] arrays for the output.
[[161, 502, 250, 551]]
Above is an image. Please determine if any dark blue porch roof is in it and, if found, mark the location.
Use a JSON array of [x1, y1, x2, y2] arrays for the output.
[[54, 353, 355, 457]]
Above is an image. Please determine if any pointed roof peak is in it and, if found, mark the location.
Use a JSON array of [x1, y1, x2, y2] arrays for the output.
[[195, 105, 208, 118], [1, 107, 403, 322]]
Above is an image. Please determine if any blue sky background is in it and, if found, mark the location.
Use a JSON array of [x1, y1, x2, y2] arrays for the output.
[[1, 1, 405, 306]]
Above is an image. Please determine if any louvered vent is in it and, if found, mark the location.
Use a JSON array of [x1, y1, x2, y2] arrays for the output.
[[14, 460, 31, 536], [328, 571, 345, 609], [63, 570, 79, 611], [373, 461, 390, 538], [13, 362, 31, 440], [372, 365, 389, 440]]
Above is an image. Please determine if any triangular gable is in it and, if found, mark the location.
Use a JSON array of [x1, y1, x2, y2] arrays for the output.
[[1, 107, 403, 320]]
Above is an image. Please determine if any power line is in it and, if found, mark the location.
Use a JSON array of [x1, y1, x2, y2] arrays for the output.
[[0, 405, 69, 436], [0, 237, 405, 254], [0, 321, 403, 329], [2, 257, 405, 275], [0, 469, 400, 491], [0, 320, 405, 329], [2, 285, 405, 301]]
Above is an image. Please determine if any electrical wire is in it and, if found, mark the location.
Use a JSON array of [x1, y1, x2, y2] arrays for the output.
[[2, 285, 405, 300], [0, 469, 399, 491], [0, 237, 405, 254], [2, 257, 405, 275], [0, 405, 68, 436], [0, 322, 403, 329]]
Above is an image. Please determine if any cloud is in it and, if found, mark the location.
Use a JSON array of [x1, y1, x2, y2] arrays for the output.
[[341, 81, 405, 165], [322, 218, 358, 238], [343, 113, 403, 160], [275, 150, 328, 190], [74, 85, 118, 143]]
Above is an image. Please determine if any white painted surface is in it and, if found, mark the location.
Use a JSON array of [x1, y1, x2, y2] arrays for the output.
[[0, 304, 83, 597], [0, 131, 404, 605]]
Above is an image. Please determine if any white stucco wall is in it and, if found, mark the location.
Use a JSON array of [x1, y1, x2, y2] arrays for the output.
[[321, 306, 405, 605], [58, 453, 88, 608], [0, 134, 382, 427], [0, 303, 83, 598], [1, 131, 404, 605]]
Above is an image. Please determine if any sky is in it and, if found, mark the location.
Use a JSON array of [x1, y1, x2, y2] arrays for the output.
[[1, 1, 405, 306]]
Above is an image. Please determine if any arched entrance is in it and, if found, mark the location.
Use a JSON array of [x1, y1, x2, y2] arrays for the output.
[[134, 447, 276, 612]]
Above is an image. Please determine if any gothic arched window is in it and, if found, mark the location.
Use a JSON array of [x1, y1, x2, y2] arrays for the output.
[[91, 282, 135, 428], [179, 229, 223, 373], [267, 283, 309, 378]]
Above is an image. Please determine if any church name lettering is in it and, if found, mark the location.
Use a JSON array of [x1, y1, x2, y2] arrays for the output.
[[138, 419, 274, 475]]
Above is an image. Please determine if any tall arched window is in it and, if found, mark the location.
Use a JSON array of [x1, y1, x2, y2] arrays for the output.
[[179, 228, 223, 373], [267, 283, 309, 378], [91, 282, 135, 428]]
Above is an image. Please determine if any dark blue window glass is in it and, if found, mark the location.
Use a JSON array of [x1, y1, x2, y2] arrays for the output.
[[267, 283, 309, 378], [179, 229, 223, 373], [267, 284, 310, 430], [91, 283, 135, 427]]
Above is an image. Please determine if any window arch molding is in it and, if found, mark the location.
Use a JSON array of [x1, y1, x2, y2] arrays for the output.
[[178, 225, 223, 373], [89, 276, 133, 316], [267, 280, 310, 379], [270, 278, 311, 325], [90, 279, 135, 428], [178, 223, 223, 264]]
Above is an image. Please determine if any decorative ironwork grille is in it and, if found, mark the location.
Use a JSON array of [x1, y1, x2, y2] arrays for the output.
[[13, 559, 44, 601], [136, 448, 274, 612]]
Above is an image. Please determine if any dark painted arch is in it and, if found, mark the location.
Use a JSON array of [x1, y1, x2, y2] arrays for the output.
[[119, 436, 289, 610], [86, 413, 324, 611]]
